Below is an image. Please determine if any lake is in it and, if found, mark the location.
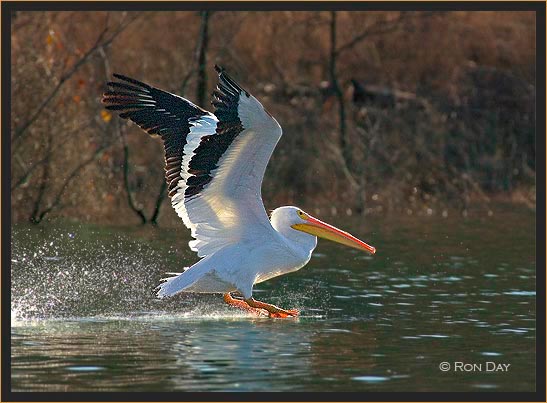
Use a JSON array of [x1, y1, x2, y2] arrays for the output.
[[10, 204, 536, 392]]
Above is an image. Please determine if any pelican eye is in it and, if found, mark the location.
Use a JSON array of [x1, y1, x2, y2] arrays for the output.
[[297, 210, 304, 217]]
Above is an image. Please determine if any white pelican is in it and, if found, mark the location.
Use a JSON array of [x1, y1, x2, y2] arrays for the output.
[[103, 65, 376, 318]]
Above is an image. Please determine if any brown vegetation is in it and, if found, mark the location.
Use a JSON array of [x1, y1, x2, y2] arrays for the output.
[[10, 11, 536, 225]]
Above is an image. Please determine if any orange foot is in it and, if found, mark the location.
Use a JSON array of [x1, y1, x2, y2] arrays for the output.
[[268, 309, 300, 318], [223, 293, 268, 317], [223, 294, 299, 318], [244, 297, 299, 318]]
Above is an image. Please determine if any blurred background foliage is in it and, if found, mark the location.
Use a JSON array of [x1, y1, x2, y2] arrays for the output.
[[10, 10, 536, 225]]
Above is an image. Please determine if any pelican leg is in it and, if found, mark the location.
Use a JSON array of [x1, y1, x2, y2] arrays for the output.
[[244, 297, 299, 318], [223, 293, 268, 316]]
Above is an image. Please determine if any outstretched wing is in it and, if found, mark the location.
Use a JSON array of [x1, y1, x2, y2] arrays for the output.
[[103, 66, 282, 257], [102, 73, 210, 199]]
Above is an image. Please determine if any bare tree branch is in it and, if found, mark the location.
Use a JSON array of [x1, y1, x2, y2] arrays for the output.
[[33, 142, 113, 223], [12, 13, 140, 147], [12, 120, 94, 191], [119, 127, 148, 225], [29, 132, 53, 223], [100, 45, 147, 225], [324, 140, 360, 191], [334, 13, 407, 57]]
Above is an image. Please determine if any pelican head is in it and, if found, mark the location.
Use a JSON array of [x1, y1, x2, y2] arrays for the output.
[[271, 206, 376, 255]]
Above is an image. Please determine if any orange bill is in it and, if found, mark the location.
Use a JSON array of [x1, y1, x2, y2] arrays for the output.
[[292, 214, 376, 254]]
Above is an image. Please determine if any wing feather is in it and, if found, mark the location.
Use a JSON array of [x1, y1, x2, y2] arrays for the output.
[[103, 67, 282, 257]]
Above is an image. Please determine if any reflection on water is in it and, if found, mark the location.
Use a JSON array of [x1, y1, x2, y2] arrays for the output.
[[11, 205, 536, 392]]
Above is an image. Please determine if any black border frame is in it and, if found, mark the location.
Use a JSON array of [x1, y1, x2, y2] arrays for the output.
[[2, 1, 545, 402]]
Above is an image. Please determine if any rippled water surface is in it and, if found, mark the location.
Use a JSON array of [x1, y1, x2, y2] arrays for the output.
[[11, 205, 536, 392]]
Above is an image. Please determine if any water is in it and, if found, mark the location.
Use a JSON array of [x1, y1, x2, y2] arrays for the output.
[[10, 205, 536, 392]]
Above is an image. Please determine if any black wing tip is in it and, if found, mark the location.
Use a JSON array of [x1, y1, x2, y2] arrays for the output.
[[213, 65, 249, 98], [112, 73, 136, 83], [110, 73, 150, 90]]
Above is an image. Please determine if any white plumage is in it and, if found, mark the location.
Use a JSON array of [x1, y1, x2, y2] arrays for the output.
[[103, 65, 375, 318]]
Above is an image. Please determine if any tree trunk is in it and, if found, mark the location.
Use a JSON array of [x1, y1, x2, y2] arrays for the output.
[[196, 11, 210, 107], [120, 126, 147, 225], [150, 181, 167, 226], [329, 12, 364, 214], [329, 11, 349, 167], [29, 134, 52, 223]]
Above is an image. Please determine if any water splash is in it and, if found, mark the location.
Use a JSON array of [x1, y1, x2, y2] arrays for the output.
[[11, 225, 191, 321], [11, 224, 320, 322]]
